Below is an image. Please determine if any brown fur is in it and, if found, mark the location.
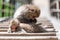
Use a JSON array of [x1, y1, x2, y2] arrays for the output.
[[8, 4, 47, 33]]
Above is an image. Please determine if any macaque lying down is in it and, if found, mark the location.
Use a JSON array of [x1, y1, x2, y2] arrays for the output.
[[8, 4, 47, 33], [8, 19, 47, 33]]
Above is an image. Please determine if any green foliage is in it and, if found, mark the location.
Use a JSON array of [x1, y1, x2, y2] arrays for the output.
[[0, 0, 14, 17]]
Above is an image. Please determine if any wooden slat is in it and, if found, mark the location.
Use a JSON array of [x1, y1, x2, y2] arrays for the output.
[[0, 32, 56, 36], [0, 36, 58, 40], [0, 29, 7, 32], [0, 27, 8, 29]]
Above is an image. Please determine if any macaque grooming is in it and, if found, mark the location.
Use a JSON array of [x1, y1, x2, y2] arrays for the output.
[[8, 4, 47, 33]]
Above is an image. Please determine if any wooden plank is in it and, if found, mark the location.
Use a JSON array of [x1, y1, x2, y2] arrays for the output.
[[0, 29, 7, 32], [0, 27, 9, 29], [0, 36, 58, 40], [0, 32, 56, 36]]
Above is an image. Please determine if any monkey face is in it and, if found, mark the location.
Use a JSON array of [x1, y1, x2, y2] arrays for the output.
[[11, 24, 17, 32], [10, 20, 20, 32]]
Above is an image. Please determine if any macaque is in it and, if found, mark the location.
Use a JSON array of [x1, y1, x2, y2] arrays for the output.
[[8, 4, 47, 33]]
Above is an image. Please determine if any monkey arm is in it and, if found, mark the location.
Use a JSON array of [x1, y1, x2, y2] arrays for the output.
[[19, 23, 34, 33]]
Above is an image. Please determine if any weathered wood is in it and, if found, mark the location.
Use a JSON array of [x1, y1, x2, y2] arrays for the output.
[[0, 36, 58, 40], [0, 27, 8, 29], [0, 29, 7, 32], [0, 32, 56, 36]]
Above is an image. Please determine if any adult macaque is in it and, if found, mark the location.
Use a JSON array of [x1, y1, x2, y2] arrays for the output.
[[8, 4, 47, 33]]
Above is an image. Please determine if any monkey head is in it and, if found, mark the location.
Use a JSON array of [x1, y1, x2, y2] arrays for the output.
[[14, 4, 40, 20], [10, 19, 20, 32]]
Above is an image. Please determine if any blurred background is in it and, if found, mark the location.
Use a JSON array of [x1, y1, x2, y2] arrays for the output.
[[0, 0, 60, 21], [0, 0, 60, 40], [0, 0, 32, 18]]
